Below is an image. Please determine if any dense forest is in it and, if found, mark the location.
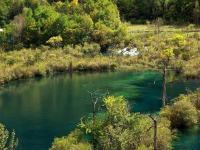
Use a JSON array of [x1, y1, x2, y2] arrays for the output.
[[1, 0, 200, 50], [117, 0, 200, 24], [0, 0, 126, 51], [1, 0, 200, 150]]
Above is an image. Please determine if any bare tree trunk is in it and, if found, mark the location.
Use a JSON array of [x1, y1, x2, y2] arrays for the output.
[[69, 61, 73, 74], [162, 64, 167, 106], [153, 120, 158, 150], [149, 115, 158, 150], [92, 101, 96, 149], [90, 93, 98, 150], [93, 100, 96, 133]]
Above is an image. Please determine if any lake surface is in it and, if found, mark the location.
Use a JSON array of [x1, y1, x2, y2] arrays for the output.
[[0, 71, 200, 150]]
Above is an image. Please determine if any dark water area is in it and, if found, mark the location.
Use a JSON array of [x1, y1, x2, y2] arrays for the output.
[[173, 126, 200, 150], [0, 71, 200, 150]]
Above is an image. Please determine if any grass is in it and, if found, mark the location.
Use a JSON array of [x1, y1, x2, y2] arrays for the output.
[[183, 56, 200, 78], [127, 24, 200, 33], [0, 48, 154, 85], [127, 24, 200, 79], [1, 24, 200, 85]]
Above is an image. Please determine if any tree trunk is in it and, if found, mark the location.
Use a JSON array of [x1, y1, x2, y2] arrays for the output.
[[69, 61, 73, 73], [92, 100, 97, 149], [153, 119, 158, 150], [162, 64, 167, 106], [149, 115, 158, 150], [93, 101, 96, 132]]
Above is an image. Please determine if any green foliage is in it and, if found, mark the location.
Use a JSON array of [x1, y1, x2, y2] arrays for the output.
[[169, 88, 200, 119], [55, 96, 172, 150], [46, 35, 63, 47], [34, 5, 60, 44], [0, 0, 126, 51], [50, 129, 92, 150], [161, 97, 198, 128], [0, 46, 154, 84], [116, 0, 200, 24], [104, 96, 130, 123], [160, 48, 174, 62], [62, 14, 94, 45], [0, 0, 12, 26], [0, 123, 18, 150]]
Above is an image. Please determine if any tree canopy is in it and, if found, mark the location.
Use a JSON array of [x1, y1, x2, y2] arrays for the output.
[[0, 0, 126, 51], [116, 0, 200, 24]]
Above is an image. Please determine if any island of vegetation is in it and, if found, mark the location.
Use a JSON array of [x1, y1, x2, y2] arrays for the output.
[[1, 0, 200, 150]]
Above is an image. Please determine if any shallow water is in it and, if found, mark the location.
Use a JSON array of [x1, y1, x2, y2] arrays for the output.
[[0, 71, 200, 150]]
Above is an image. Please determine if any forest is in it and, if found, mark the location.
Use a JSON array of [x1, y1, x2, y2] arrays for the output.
[[1, 0, 200, 150]]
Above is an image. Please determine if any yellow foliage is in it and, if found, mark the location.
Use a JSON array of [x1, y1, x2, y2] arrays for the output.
[[71, 0, 78, 7], [160, 48, 174, 60]]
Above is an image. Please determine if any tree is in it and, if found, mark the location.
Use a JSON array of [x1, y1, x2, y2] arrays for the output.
[[71, 0, 78, 7], [34, 5, 60, 44], [160, 48, 174, 106], [62, 14, 94, 45], [193, 0, 200, 24], [0, 0, 126, 49], [0, 0, 12, 27], [22, 7, 37, 46], [149, 115, 158, 150], [77, 96, 172, 150], [11, 14, 25, 44]]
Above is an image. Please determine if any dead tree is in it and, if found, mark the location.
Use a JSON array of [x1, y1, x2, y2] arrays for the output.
[[149, 115, 158, 150], [69, 61, 73, 73], [88, 90, 100, 149], [162, 62, 167, 106]]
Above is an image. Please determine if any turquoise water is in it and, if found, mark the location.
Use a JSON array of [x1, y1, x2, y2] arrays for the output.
[[0, 71, 200, 150]]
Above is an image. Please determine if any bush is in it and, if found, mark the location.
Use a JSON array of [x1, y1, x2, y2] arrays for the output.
[[0, 123, 18, 150], [46, 36, 63, 48], [50, 129, 92, 150], [67, 96, 172, 150], [161, 97, 198, 128], [81, 43, 101, 56]]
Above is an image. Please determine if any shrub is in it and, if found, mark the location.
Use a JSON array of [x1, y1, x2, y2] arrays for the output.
[[0, 123, 18, 150], [46, 36, 63, 48], [50, 129, 92, 150], [78, 96, 172, 150], [188, 89, 200, 111], [81, 43, 101, 56], [161, 97, 198, 128]]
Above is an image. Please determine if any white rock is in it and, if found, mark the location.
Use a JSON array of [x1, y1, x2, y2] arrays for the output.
[[118, 47, 140, 56]]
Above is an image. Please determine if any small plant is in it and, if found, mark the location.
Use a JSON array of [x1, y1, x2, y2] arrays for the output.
[[0, 123, 18, 150], [46, 36, 63, 48]]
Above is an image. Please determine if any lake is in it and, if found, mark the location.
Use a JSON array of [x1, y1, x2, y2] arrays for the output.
[[0, 71, 200, 150]]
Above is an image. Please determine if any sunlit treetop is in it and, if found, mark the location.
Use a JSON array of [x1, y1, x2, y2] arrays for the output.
[[71, 0, 78, 7]]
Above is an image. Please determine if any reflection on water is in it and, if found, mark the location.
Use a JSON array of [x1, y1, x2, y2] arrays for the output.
[[173, 126, 200, 150], [0, 71, 199, 150]]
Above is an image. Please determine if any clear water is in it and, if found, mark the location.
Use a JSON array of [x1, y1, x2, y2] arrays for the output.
[[0, 71, 200, 150]]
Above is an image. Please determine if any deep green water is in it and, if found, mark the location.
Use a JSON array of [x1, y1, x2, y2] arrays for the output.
[[0, 71, 200, 150]]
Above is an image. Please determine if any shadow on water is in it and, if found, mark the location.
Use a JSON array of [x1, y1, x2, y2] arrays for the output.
[[173, 125, 200, 150], [0, 71, 200, 150]]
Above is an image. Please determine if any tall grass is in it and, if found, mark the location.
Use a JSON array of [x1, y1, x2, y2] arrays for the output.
[[0, 47, 154, 85]]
